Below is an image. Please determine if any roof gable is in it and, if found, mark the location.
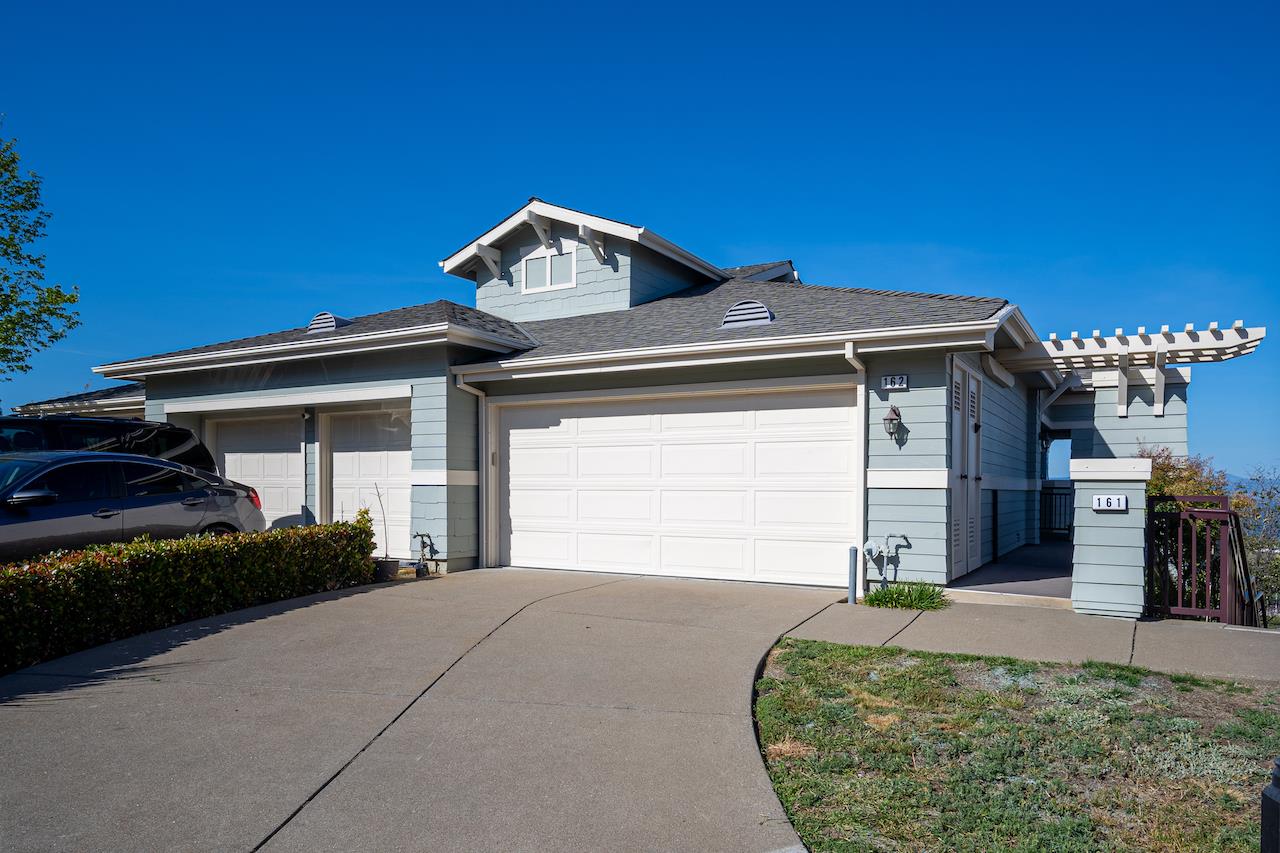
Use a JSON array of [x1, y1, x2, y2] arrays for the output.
[[440, 198, 725, 283]]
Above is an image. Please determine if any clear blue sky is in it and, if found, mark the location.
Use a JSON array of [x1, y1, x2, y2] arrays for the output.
[[4, 2, 1276, 475]]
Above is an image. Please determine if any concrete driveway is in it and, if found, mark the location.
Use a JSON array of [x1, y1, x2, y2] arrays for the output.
[[1, 569, 841, 852]]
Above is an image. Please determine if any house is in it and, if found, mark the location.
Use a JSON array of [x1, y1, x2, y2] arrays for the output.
[[17, 199, 1266, 617]]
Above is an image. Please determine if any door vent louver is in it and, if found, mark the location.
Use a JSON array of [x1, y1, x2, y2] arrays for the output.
[[721, 300, 774, 328], [306, 311, 353, 334]]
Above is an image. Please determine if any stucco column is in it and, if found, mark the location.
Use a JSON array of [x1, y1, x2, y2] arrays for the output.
[[1069, 458, 1153, 619]]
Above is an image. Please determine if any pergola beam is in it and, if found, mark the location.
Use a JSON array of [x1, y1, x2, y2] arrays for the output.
[[999, 323, 1265, 373]]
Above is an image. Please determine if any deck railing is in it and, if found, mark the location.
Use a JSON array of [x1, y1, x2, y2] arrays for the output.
[[1145, 495, 1265, 627], [1039, 485, 1074, 540]]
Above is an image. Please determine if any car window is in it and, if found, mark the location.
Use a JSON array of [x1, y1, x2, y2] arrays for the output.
[[0, 458, 45, 491], [0, 423, 48, 453], [30, 462, 117, 503], [122, 462, 204, 497], [56, 422, 131, 452]]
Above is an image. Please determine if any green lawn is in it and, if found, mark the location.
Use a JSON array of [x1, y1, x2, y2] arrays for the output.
[[754, 639, 1279, 852]]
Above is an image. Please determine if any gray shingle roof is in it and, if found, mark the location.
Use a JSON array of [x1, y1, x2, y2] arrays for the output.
[[722, 260, 792, 278], [17, 382, 145, 409], [505, 279, 1007, 361], [104, 301, 537, 365]]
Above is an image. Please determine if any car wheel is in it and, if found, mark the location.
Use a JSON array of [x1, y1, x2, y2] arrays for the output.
[[201, 524, 237, 537]]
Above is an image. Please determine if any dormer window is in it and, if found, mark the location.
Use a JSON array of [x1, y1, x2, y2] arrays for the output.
[[522, 240, 576, 294]]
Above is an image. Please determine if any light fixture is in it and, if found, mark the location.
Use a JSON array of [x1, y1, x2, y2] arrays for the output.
[[882, 405, 902, 437]]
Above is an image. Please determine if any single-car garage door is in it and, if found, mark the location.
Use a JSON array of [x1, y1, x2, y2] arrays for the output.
[[214, 417, 305, 529], [498, 387, 859, 587], [329, 409, 412, 559]]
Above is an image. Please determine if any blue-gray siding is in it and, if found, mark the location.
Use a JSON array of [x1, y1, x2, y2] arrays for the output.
[[1049, 376, 1189, 459], [1070, 480, 1148, 618], [864, 352, 950, 585]]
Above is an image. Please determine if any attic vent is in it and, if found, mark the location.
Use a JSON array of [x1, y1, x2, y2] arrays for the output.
[[306, 311, 352, 334], [721, 299, 774, 328]]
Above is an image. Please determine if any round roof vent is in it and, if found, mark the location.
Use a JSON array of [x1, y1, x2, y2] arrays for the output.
[[306, 311, 353, 334], [721, 299, 774, 328]]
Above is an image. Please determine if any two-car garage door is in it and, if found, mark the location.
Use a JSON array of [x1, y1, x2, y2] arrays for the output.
[[498, 388, 858, 587]]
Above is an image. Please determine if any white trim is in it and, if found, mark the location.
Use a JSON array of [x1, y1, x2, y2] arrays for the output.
[[1000, 324, 1265, 373], [408, 469, 480, 487], [95, 324, 528, 380], [440, 199, 726, 282], [453, 316, 1010, 383], [980, 353, 1015, 389], [1069, 458, 1153, 481], [866, 468, 949, 489], [483, 374, 864, 581], [484, 374, 857, 408], [520, 237, 578, 294], [164, 384, 412, 414]]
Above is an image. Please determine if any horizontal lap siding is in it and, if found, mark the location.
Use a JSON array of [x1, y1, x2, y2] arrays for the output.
[[865, 352, 949, 583], [1048, 380, 1190, 460], [1071, 481, 1148, 618], [474, 222, 632, 322]]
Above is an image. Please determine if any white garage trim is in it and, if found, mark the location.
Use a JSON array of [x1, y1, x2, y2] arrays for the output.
[[165, 384, 412, 414], [483, 376, 867, 588]]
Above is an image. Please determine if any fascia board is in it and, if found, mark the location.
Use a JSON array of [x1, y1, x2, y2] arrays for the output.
[[93, 323, 526, 380], [453, 320, 1000, 379]]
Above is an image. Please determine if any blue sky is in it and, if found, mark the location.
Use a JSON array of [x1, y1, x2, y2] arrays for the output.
[[3, 2, 1276, 475]]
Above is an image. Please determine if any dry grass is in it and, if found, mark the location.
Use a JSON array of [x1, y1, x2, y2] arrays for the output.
[[754, 640, 1279, 853]]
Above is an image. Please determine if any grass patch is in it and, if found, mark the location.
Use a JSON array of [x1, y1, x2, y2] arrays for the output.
[[755, 638, 1277, 852], [863, 581, 949, 610]]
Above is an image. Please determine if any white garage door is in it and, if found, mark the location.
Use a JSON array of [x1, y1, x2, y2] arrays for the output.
[[498, 387, 859, 587], [215, 417, 305, 529], [330, 410, 412, 559]]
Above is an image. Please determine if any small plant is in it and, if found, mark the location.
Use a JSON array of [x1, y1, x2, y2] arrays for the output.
[[864, 581, 949, 610]]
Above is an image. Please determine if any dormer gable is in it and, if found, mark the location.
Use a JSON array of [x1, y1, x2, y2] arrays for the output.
[[440, 199, 725, 323]]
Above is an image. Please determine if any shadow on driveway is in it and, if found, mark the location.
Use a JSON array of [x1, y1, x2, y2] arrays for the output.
[[0, 581, 418, 705]]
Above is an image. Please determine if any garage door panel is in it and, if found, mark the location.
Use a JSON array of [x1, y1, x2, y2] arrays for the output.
[[500, 388, 857, 587], [659, 443, 747, 477], [756, 490, 852, 528], [755, 440, 851, 476], [660, 490, 748, 525], [755, 539, 852, 584], [507, 530, 573, 565], [661, 536, 747, 576], [510, 447, 573, 478], [578, 490, 654, 523], [578, 532, 652, 569], [508, 489, 573, 521], [578, 446, 653, 477], [659, 409, 746, 431]]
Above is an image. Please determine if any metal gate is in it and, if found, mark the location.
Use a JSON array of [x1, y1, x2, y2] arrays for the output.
[[1145, 495, 1264, 627]]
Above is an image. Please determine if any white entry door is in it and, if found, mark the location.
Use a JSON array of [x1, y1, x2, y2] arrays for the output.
[[497, 387, 859, 587], [214, 417, 306, 529], [950, 366, 982, 577], [329, 410, 412, 558]]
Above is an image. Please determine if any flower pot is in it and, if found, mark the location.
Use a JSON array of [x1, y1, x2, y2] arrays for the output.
[[374, 558, 401, 581]]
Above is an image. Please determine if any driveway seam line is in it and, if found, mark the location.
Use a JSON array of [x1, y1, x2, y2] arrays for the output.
[[881, 610, 924, 646], [1128, 621, 1138, 665], [782, 600, 840, 638], [248, 575, 636, 851]]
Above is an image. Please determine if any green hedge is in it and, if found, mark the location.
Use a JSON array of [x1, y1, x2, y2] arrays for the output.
[[0, 509, 376, 675]]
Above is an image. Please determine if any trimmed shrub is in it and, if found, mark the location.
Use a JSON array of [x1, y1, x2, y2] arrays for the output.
[[864, 581, 949, 611], [0, 509, 375, 675]]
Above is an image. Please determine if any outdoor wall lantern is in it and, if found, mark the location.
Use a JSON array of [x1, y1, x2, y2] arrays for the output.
[[883, 405, 902, 437]]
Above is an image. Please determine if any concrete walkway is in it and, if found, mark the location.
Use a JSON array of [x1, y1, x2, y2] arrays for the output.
[[791, 601, 1280, 682], [0, 569, 839, 853]]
